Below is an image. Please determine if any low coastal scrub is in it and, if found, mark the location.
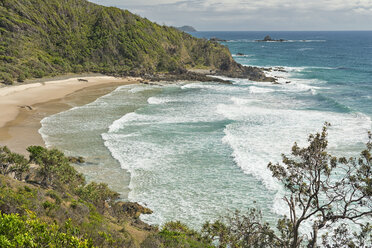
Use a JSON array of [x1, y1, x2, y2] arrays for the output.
[[1, 124, 372, 247], [0, 211, 93, 247]]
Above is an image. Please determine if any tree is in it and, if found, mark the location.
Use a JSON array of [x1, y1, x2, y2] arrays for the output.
[[202, 124, 372, 247], [268, 123, 372, 247], [202, 209, 278, 248], [0, 146, 29, 180], [27, 146, 85, 190], [76, 182, 119, 213]]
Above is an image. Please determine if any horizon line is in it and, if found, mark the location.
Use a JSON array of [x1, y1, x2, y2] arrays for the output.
[[191, 30, 372, 32]]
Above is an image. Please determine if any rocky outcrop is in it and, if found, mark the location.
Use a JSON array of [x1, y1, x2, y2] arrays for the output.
[[256, 35, 287, 42], [139, 65, 276, 83], [140, 71, 231, 84], [114, 202, 153, 219], [210, 37, 228, 42], [218, 63, 277, 82], [68, 156, 85, 164]]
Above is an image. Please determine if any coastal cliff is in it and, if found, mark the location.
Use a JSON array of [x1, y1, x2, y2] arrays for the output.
[[0, 0, 272, 84]]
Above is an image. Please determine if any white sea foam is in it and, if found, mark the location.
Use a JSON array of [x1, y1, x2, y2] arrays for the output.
[[181, 82, 239, 93], [230, 97, 258, 105], [249, 86, 275, 94], [297, 47, 314, 51], [226, 39, 326, 43], [147, 97, 173, 105], [232, 54, 254, 57], [257, 66, 329, 95], [286, 40, 326, 42], [310, 88, 317, 95], [108, 112, 141, 133], [217, 100, 371, 216], [129, 86, 154, 93]]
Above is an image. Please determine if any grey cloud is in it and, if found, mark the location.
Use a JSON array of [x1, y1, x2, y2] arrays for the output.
[[89, 0, 372, 30]]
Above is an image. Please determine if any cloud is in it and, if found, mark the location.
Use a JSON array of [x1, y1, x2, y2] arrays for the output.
[[89, 0, 372, 30]]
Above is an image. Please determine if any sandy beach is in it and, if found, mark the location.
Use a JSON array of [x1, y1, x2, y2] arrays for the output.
[[0, 75, 139, 154]]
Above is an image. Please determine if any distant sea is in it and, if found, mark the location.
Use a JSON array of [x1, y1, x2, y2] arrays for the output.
[[39, 31, 372, 228]]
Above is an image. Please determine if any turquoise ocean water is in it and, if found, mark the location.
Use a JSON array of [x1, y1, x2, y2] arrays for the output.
[[39, 31, 372, 228]]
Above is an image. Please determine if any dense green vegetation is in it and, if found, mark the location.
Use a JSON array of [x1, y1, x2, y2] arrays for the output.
[[0, 212, 93, 247], [0, 0, 239, 84]]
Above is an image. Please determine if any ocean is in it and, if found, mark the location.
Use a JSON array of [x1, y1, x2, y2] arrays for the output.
[[39, 31, 372, 228]]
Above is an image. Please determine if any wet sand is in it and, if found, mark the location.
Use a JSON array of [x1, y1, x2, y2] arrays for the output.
[[0, 76, 139, 155]]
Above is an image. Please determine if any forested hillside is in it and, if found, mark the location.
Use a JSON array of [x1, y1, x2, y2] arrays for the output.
[[0, 0, 267, 84]]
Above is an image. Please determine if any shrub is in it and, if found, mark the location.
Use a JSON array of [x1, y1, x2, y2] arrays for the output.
[[146, 221, 214, 248], [17, 74, 25, 82], [26, 146, 85, 191], [76, 182, 119, 212], [0, 146, 29, 180], [0, 73, 13, 85], [0, 211, 94, 247]]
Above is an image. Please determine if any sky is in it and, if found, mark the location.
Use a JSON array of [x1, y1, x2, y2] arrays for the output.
[[89, 0, 372, 31]]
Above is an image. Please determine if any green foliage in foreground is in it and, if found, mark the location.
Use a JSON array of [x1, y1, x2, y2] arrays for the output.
[[0, 211, 93, 248], [159, 221, 214, 248], [142, 221, 214, 248], [0, 146, 142, 247], [0, 0, 234, 84]]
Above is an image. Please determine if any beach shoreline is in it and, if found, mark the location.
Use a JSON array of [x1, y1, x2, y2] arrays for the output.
[[0, 75, 140, 155]]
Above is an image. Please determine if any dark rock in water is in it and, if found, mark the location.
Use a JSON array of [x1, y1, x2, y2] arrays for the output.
[[142, 63, 277, 83], [210, 37, 227, 42], [68, 156, 85, 164], [264, 35, 272, 41], [236, 53, 245, 56], [216, 63, 277, 83], [274, 67, 287, 72], [78, 79, 88, 82], [256, 36, 287, 42], [143, 71, 233, 84], [262, 67, 272, 72]]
